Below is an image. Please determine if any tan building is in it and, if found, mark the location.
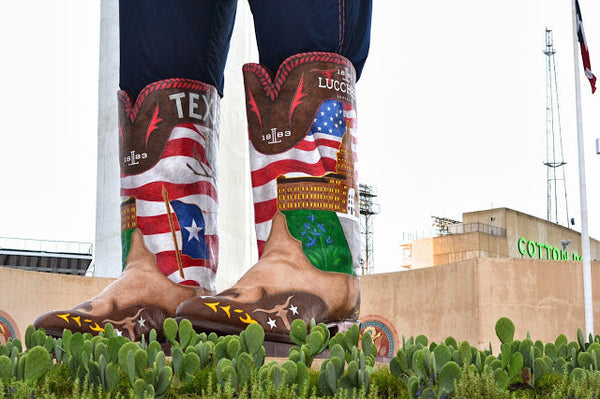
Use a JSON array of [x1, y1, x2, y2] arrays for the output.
[[358, 208, 600, 356], [401, 208, 600, 269]]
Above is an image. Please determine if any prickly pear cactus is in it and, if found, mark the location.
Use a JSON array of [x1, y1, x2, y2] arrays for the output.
[[0, 355, 11, 384], [495, 317, 515, 345], [438, 361, 461, 395], [288, 318, 329, 367], [23, 346, 52, 382]]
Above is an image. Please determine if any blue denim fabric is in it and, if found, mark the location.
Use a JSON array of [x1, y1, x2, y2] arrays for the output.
[[248, 0, 371, 80], [119, 0, 371, 98], [119, 0, 237, 98]]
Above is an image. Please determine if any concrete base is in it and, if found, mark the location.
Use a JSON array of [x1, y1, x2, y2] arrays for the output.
[[2, 258, 599, 353], [0, 267, 114, 343], [361, 258, 600, 352]]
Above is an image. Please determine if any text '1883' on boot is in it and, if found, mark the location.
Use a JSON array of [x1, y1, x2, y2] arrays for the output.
[[34, 79, 220, 341], [176, 52, 361, 343]]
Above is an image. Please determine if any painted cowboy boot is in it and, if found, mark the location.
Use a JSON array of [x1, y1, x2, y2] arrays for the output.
[[34, 79, 220, 340], [176, 52, 361, 342]]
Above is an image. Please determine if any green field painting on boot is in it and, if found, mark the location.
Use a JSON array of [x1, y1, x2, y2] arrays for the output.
[[282, 209, 354, 275], [121, 229, 134, 270]]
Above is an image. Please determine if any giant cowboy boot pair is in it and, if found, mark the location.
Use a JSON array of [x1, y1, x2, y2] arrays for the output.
[[35, 79, 221, 340], [35, 52, 361, 343], [176, 52, 362, 342]]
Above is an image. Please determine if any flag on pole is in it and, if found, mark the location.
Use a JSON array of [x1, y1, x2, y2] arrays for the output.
[[576, 0, 597, 93]]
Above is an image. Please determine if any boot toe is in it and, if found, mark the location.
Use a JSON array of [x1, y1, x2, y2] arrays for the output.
[[176, 291, 329, 342], [34, 310, 109, 338], [34, 304, 170, 341]]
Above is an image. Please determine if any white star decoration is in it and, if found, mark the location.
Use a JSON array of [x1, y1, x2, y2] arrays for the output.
[[115, 329, 123, 336], [137, 316, 146, 329], [267, 317, 277, 329], [289, 304, 298, 315], [184, 219, 203, 242]]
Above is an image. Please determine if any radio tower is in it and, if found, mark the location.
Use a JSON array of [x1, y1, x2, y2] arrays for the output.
[[543, 29, 570, 226], [359, 184, 379, 275]]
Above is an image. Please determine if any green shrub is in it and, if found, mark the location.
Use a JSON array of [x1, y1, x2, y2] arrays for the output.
[[454, 366, 511, 399]]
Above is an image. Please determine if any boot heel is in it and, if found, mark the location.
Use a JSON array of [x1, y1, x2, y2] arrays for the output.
[[327, 319, 360, 335]]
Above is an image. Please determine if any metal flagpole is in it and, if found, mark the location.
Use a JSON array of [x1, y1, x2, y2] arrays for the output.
[[571, 0, 594, 337]]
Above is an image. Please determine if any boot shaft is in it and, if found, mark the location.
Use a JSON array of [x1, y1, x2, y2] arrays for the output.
[[118, 79, 220, 290], [243, 52, 360, 276]]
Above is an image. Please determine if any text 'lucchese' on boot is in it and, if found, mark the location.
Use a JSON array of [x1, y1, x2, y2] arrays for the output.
[[176, 52, 361, 343], [34, 79, 220, 341]]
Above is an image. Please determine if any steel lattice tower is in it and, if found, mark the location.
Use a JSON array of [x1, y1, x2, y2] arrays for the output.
[[543, 29, 570, 226], [359, 184, 379, 275]]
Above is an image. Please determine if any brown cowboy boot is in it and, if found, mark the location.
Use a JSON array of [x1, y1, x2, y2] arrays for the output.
[[34, 79, 220, 340], [176, 52, 361, 342]]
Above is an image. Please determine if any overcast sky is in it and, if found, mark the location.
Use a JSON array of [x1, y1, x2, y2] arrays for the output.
[[0, 1, 598, 274]]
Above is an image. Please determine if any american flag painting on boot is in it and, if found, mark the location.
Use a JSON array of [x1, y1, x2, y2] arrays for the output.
[[244, 52, 361, 276]]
